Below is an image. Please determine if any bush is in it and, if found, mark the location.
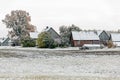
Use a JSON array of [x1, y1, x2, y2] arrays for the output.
[[107, 40, 114, 48], [21, 38, 36, 47], [37, 32, 56, 48], [50, 42, 58, 48]]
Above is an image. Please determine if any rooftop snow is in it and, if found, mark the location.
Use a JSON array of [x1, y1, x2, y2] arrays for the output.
[[111, 33, 120, 41], [72, 31, 99, 40], [43, 26, 51, 32], [30, 32, 39, 39], [0, 38, 8, 43]]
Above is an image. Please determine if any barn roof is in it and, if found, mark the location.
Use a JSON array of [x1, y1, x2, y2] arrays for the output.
[[111, 33, 120, 41], [71, 31, 99, 40]]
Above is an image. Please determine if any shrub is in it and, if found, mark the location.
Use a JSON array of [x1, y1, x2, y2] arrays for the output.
[[21, 38, 36, 47], [107, 40, 114, 48], [37, 32, 56, 48]]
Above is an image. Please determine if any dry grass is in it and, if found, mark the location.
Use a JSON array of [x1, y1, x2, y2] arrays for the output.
[[0, 75, 119, 80], [0, 48, 119, 80]]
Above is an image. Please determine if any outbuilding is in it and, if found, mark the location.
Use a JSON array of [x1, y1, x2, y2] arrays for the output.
[[70, 31, 100, 47], [111, 33, 120, 47]]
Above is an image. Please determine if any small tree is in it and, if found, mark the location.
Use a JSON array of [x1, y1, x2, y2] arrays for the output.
[[37, 32, 55, 48]]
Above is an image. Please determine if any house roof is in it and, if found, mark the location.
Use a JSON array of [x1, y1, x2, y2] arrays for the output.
[[0, 38, 5, 43], [30, 32, 39, 39], [99, 30, 112, 41], [0, 37, 10, 43], [43, 26, 51, 32], [43, 26, 61, 37], [111, 33, 120, 41], [72, 31, 99, 40]]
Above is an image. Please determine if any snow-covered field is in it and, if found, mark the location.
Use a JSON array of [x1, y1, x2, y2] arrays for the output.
[[0, 47, 120, 80]]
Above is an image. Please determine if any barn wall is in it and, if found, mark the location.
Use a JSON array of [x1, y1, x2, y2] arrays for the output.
[[72, 40, 100, 47]]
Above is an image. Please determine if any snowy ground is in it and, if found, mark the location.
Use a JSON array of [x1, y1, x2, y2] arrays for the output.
[[0, 47, 120, 80]]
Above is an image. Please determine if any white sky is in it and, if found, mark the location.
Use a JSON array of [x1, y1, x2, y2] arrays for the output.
[[0, 0, 120, 37]]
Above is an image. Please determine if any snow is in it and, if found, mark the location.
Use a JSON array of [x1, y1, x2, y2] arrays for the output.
[[0, 47, 120, 79], [96, 30, 103, 36], [30, 32, 39, 39], [43, 26, 51, 32], [111, 33, 120, 41], [113, 42, 120, 47], [0, 52, 119, 77], [83, 44, 100, 47], [110, 33, 120, 47], [0, 38, 7, 43], [0, 46, 80, 51], [0, 38, 4, 43], [72, 31, 99, 40]]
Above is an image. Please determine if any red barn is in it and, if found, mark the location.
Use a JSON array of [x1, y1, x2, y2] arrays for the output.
[[70, 31, 100, 47]]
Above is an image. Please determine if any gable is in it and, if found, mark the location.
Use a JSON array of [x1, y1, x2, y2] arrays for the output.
[[45, 27, 61, 39], [99, 31, 111, 41]]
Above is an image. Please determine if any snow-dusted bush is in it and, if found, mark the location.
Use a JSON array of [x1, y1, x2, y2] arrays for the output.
[[21, 38, 36, 47], [37, 32, 56, 48]]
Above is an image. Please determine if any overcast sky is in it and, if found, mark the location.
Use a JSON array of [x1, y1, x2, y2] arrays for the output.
[[0, 0, 120, 37]]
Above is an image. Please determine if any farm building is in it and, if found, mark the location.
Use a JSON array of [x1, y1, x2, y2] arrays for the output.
[[43, 26, 61, 44], [99, 30, 112, 46], [111, 33, 120, 47], [70, 31, 100, 47], [0, 37, 12, 46]]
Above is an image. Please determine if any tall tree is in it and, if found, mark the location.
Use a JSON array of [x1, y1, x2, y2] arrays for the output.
[[59, 24, 82, 46], [59, 25, 69, 46], [2, 10, 36, 45], [68, 24, 81, 32]]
